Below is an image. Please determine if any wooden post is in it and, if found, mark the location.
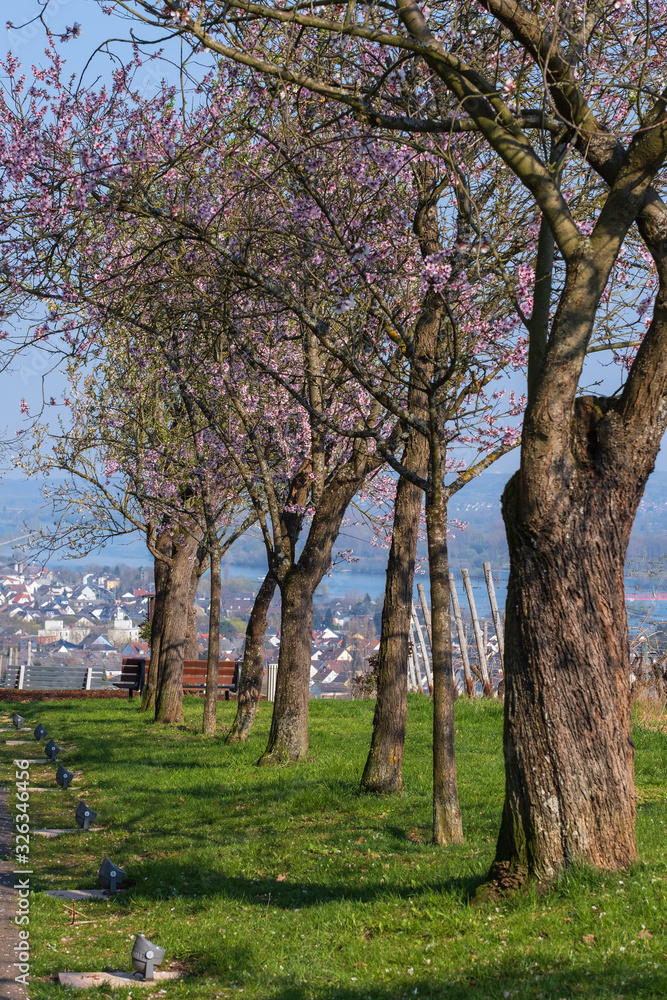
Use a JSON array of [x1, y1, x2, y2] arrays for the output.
[[407, 639, 420, 693], [483, 561, 504, 669], [417, 583, 432, 645], [461, 569, 493, 697], [448, 573, 474, 697], [409, 622, 425, 693], [18, 664, 25, 691], [267, 663, 278, 702], [411, 603, 432, 693], [85, 667, 93, 691]]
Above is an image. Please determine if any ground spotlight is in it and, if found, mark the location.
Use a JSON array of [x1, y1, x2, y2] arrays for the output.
[[75, 801, 97, 831], [45, 739, 61, 760], [56, 765, 74, 789], [131, 935, 165, 981], [98, 857, 126, 894], [12, 713, 25, 730], [34, 723, 47, 741]]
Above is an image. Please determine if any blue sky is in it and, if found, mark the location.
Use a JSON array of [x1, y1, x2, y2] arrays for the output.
[[1, 2, 665, 477]]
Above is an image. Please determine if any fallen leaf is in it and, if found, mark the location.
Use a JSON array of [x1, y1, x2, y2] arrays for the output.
[[276, 874, 287, 882], [355, 836, 365, 844], [582, 934, 597, 945], [639, 929, 653, 940]]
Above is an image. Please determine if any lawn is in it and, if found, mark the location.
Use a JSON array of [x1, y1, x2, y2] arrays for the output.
[[2, 695, 666, 999]]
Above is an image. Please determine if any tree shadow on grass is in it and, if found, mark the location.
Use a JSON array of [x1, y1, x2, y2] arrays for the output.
[[60, 956, 661, 1000], [88, 859, 487, 910]]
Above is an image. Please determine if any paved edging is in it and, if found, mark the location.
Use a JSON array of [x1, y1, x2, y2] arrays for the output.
[[0, 786, 28, 999]]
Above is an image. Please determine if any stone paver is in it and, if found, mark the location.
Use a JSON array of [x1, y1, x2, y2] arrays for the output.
[[47, 889, 117, 901], [59, 969, 182, 988], [0, 788, 28, 999]]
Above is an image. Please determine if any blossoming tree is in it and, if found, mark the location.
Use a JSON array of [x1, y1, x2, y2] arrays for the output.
[[89, 0, 667, 882]]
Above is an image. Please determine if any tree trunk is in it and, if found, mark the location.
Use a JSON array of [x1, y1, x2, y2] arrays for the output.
[[258, 466, 367, 765], [489, 226, 667, 885], [257, 569, 314, 765], [426, 450, 463, 845], [203, 543, 221, 736], [494, 434, 640, 883], [140, 529, 172, 714], [155, 533, 199, 725], [361, 162, 442, 792], [226, 569, 277, 743], [361, 470, 423, 792]]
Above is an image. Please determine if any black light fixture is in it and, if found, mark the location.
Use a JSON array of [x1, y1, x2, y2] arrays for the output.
[[12, 713, 25, 730], [55, 765, 74, 790], [131, 935, 165, 981], [98, 857, 126, 895], [34, 723, 47, 741], [74, 801, 97, 831], [44, 739, 61, 761]]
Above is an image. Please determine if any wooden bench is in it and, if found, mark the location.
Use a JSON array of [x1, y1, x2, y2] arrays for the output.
[[114, 658, 240, 700], [114, 658, 146, 699], [182, 660, 240, 700]]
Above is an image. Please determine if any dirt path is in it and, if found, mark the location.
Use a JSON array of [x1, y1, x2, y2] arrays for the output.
[[0, 787, 28, 999]]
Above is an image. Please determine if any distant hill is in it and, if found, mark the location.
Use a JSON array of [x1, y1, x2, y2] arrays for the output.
[[2, 469, 667, 582]]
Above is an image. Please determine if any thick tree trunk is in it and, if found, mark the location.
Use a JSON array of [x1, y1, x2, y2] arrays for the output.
[[155, 533, 199, 725], [141, 529, 172, 714], [488, 233, 667, 885], [494, 450, 639, 883], [226, 569, 277, 744], [257, 569, 314, 764], [258, 467, 366, 765], [203, 543, 221, 736], [426, 454, 463, 845], [361, 471, 423, 792]]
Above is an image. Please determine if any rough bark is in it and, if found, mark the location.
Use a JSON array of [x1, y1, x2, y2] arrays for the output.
[[203, 543, 221, 736], [155, 533, 200, 724], [493, 387, 667, 883], [140, 528, 172, 714], [258, 465, 367, 765], [226, 569, 277, 743], [257, 568, 314, 764], [361, 468, 422, 792], [427, 452, 463, 845], [487, 218, 667, 883]]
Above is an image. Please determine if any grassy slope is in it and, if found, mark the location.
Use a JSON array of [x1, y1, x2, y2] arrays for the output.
[[1, 695, 665, 999]]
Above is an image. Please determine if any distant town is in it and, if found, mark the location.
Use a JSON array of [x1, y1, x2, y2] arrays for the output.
[[0, 557, 396, 698], [1, 466, 666, 696]]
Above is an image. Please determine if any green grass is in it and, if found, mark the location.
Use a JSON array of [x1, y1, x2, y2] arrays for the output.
[[1, 695, 666, 999]]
